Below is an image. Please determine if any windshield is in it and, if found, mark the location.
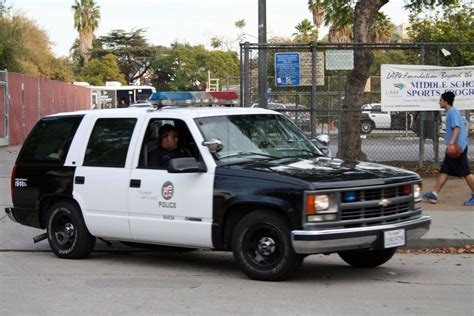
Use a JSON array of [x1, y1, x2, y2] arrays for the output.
[[195, 114, 323, 164]]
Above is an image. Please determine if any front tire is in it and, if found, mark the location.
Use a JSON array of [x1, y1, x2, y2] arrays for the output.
[[232, 211, 303, 281], [46, 201, 96, 259], [338, 248, 397, 268], [361, 121, 374, 134]]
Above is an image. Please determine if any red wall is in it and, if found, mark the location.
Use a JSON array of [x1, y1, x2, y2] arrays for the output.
[[7, 73, 91, 145], [0, 85, 5, 139]]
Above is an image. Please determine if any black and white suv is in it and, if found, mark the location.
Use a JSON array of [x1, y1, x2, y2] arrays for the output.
[[5, 106, 431, 281], [361, 103, 412, 134]]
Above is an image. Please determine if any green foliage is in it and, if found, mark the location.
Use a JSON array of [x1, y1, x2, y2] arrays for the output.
[[292, 19, 317, 43], [70, 36, 103, 66], [0, 14, 23, 71], [150, 43, 239, 91], [211, 19, 256, 51], [234, 19, 246, 29], [408, 4, 474, 65], [78, 54, 126, 85], [371, 50, 411, 75], [72, 0, 100, 33], [51, 57, 76, 82], [372, 13, 396, 43], [210, 37, 223, 49], [72, 0, 100, 63], [96, 29, 155, 84], [0, 0, 10, 17], [404, 0, 460, 12], [0, 13, 70, 80], [308, 0, 325, 26]]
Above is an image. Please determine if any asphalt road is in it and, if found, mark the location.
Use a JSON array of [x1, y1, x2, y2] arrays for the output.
[[324, 136, 474, 163], [0, 250, 472, 315]]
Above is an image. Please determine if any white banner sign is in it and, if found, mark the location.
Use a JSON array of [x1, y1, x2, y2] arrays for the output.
[[381, 64, 474, 111]]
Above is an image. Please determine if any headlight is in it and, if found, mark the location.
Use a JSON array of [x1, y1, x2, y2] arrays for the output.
[[413, 184, 421, 201], [305, 193, 338, 222], [315, 195, 330, 211]]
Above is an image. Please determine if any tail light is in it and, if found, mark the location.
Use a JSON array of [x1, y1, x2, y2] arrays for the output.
[[10, 164, 16, 194]]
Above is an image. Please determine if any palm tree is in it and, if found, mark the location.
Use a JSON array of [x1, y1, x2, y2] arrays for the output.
[[292, 19, 316, 43], [324, 0, 354, 43], [372, 12, 396, 43], [308, 0, 325, 41], [72, 0, 100, 64]]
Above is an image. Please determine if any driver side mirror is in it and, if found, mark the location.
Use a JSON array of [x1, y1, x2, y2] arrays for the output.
[[168, 157, 206, 173], [202, 138, 224, 153], [313, 134, 329, 146]]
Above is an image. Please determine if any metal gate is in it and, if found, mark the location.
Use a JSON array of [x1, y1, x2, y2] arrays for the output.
[[0, 70, 8, 146]]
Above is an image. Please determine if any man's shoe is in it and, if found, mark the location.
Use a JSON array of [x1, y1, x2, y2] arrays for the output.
[[422, 191, 438, 204], [463, 195, 474, 206]]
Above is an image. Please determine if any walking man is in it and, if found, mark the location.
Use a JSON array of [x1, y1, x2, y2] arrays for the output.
[[422, 91, 474, 206]]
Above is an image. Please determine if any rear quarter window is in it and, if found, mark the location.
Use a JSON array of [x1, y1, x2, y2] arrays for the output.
[[17, 116, 83, 164]]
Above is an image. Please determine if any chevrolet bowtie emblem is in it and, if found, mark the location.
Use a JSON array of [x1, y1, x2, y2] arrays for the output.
[[378, 199, 391, 207]]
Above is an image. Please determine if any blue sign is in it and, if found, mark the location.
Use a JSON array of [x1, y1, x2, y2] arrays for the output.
[[275, 53, 300, 87]]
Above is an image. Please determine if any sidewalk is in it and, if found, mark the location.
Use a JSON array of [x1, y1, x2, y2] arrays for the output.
[[1, 145, 473, 250], [414, 176, 474, 248]]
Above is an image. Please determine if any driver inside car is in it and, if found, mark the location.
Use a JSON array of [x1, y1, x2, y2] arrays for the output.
[[148, 124, 190, 169]]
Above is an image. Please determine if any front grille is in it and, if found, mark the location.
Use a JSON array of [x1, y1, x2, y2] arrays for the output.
[[342, 201, 410, 221], [339, 184, 415, 227]]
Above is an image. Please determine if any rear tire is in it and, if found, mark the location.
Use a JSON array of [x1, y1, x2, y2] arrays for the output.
[[338, 248, 397, 268], [46, 201, 96, 259], [232, 211, 303, 281]]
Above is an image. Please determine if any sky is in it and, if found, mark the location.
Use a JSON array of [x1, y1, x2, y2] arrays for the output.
[[7, 0, 410, 57]]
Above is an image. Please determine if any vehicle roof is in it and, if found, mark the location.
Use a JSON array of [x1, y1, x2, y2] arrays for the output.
[[47, 106, 280, 119]]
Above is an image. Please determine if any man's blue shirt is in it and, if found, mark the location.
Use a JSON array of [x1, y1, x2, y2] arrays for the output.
[[445, 107, 468, 151]]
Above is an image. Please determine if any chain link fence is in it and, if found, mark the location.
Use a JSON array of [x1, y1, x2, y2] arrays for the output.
[[240, 42, 474, 170]]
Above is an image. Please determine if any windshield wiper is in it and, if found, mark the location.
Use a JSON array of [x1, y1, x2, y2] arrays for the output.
[[218, 151, 280, 160], [276, 148, 321, 156]]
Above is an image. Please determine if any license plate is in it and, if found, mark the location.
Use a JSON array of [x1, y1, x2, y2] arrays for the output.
[[384, 229, 406, 248]]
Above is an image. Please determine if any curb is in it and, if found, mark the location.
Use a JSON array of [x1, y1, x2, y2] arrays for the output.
[[406, 238, 474, 249]]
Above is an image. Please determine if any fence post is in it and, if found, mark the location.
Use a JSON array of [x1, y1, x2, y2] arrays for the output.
[[243, 42, 251, 107], [434, 44, 440, 167], [418, 45, 425, 168], [311, 41, 317, 139], [239, 44, 243, 106], [258, 0, 267, 109], [0, 69, 9, 146]]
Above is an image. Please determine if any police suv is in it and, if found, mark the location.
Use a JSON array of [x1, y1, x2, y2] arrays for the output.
[[361, 103, 411, 134], [5, 106, 431, 281]]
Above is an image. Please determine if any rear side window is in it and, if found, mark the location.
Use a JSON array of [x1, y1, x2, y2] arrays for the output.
[[83, 118, 137, 168], [18, 116, 83, 164]]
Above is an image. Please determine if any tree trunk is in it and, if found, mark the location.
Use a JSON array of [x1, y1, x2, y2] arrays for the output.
[[338, 0, 388, 161], [79, 31, 93, 64]]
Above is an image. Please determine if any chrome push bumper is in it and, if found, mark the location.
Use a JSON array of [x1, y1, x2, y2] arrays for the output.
[[291, 215, 431, 254]]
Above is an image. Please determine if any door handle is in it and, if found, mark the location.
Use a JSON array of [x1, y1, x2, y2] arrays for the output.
[[75, 176, 85, 184], [130, 179, 141, 188]]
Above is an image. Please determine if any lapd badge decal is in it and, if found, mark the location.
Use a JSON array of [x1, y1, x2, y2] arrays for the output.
[[161, 181, 174, 200]]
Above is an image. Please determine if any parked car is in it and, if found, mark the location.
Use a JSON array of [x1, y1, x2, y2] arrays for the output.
[[6, 106, 430, 281], [252, 102, 311, 131], [361, 103, 412, 134]]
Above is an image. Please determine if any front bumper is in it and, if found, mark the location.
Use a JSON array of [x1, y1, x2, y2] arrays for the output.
[[291, 215, 431, 254]]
